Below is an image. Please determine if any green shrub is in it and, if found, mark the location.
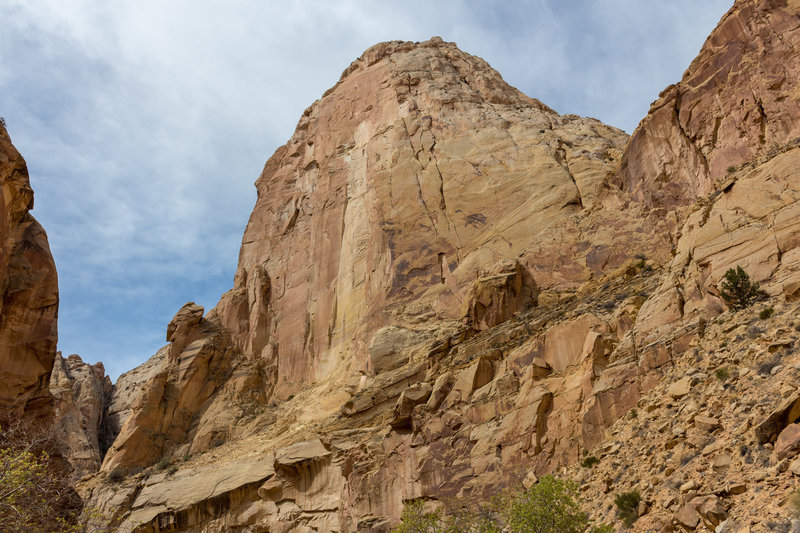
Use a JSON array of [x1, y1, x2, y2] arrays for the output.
[[715, 367, 730, 381], [155, 457, 172, 470], [759, 307, 774, 320], [614, 490, 641, 527], [789, 490, 800, 518], [719, 266, 766, 310], [107, 467, 125, 483], [581, 456, 600, 468], [501, 475, 608, 533], [393, 500, 442, 533], [393, 475, 610, 532]]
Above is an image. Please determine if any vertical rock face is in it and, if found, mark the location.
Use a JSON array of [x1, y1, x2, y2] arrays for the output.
[[0, 123, 58, 420], [50, 353, 112, 477], [629, 0, 800, 333], [216, 37, 631, 399], [614, 0, 800, 208]]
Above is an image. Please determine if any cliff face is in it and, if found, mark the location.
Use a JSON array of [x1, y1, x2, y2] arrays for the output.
[[99, 35, 667, 475], [0, 123, 59, 421], [77, 1, 800, 531], [215, 37, 635, 400], [613, 0, 800, 208]]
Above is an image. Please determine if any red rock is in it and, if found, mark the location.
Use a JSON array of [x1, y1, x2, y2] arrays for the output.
[[0, 123, 58, 421], [775, 423, 800, 460]]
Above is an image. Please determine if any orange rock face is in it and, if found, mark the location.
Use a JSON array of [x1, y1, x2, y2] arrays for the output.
[[614, 0, 800, 208], [0, 123, 58, 420], [217, 37, 633, 400]]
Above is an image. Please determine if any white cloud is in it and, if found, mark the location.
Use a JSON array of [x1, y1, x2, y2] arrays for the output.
[[0, 0, 732, 380]]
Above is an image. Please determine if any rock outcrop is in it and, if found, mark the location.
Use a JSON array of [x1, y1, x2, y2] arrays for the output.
[[613, 0, 800, 208], [50, 352, 112, 477], [0, 122, 58, 421]]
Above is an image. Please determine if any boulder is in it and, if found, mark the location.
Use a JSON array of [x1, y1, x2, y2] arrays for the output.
[[776, 423, 800, 460]]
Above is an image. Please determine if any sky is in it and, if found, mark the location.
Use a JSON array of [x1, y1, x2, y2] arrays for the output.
[[0, 0, 732, 381]]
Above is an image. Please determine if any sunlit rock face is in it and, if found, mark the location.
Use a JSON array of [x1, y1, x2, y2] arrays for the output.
[[217, 36, 633, 400], [0, 122, 58, 421]]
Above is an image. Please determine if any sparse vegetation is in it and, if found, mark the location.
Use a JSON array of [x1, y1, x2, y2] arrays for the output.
[[107, 467, 125, 483], [0, 421, 83, 531], [155, 456, 172, 470], [759, 307, 774, 320], [393, 475, 611, 533], [628, 408, 638, 419], [727, 165, 737, 173], [715, 367, 730, 381], [614, 490, 641, 528], [719, 266, 766, 310], [581, 456, 600, 468]]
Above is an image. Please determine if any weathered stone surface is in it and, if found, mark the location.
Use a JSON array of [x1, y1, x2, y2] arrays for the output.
[[462, 259, 537, 330], [50, 352, 111, 477], [390, 382, 432, 428], [668, 376, 692, 398], [776, 423, 800, 461], [215, 36, 631, 403], [0, 123, 58, 420], [694, 415, 720, 432], [166, 302, 204, 343], [613, 0, 800, 209], [101, 305, 241, 471], [369, 326, 420, 374], [101, 346, 168, 454]]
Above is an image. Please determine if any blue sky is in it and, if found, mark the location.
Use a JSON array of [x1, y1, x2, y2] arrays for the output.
[[0, 1, 732, 381]]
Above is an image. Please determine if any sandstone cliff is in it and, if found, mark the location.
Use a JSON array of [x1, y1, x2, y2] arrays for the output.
[[74, 0, 800, 531], [50, 352, 112, 477], [0, 122, 59, 421]]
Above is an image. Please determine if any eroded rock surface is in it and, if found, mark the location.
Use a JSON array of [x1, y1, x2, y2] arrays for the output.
[[50, 352, 112, 477], [0, 123, 58, 421], [614, 0, 800, 208]]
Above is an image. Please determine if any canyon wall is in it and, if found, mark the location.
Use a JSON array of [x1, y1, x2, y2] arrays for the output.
[[66, 0, 800, 531], [0, 122, 59, 422]]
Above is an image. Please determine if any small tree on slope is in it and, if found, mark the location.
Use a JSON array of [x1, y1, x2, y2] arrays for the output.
[[719, 266, 766, 310]]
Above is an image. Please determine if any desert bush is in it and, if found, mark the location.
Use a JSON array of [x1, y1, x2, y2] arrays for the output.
[[614, 490, 641, 527], [788, 490, 800, 518], [394, 475, 611, 532], [719, 266, 766, 310], [107, 466, 125, 483], [760, 307, 774, 320], [715, 367, 730, 381], [393, 500, 443, 533], [581, 456, 600, 468], [0, 420, 83, 532], [155, 456, 172, 470]]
